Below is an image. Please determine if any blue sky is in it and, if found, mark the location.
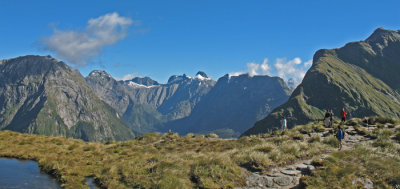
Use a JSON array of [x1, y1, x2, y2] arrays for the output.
[[1, 0, 399, 84]]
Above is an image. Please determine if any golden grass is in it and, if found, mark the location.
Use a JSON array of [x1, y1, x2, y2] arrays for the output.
[[1, 116, 396, 188], [0, 128, 334, 188]]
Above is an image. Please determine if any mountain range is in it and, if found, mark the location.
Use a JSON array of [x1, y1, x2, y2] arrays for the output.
[[2, 27, 398, 140], [0, 56, 134, 142], [164, 74, 291, 138], [86, 70, 290, 138], [0, 55, 291, 140], [243, 28, 400, 136]]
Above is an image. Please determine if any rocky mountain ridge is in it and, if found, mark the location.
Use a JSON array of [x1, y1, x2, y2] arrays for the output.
[[0, 55, 134, 142], [243, 27, 400, 136]]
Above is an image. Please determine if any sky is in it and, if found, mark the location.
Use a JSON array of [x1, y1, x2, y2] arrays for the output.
[[1, 0, 399, 85]]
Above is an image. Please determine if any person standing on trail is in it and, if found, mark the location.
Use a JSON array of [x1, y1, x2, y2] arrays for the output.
[[324, 110, 331, 127], [336, 126, 345, 150], [329, 109, 334, 127], [281, 116, 287, 130], [340, 108, 348, 123]]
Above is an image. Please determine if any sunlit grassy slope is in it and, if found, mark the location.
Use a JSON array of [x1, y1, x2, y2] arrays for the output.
[[0, 116, 399, 188]]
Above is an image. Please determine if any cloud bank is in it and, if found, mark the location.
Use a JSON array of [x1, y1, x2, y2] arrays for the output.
[[42, 12, 134, 66], [115, 72, 138, 81], [231, 57, 312, 87]]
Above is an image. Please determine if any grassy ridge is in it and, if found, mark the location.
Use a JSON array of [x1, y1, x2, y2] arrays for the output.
[[0, 129, 333, 188], [0, 116, 398, 188]]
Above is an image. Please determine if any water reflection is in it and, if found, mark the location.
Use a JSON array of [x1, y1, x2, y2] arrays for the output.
[[0, 158, 61, 189]]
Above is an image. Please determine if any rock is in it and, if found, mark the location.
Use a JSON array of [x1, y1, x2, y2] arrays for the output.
[[247, 174, 274, 187], [273, 176, 292, 186], [295, 163, 308, 170], [352, 178, 373, 189], [307, 165, 315, 172], [267, 172, 284, 177], [303, 160, 312, 165], [281, 170, 301, 176]]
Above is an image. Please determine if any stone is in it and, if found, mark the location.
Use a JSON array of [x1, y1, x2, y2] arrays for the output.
[[247, 174, 274, 187], [303, 160, 312, 165], [295, 163, 308, 170], [267, 172, 284, 177], [307, 165, 315, 172], [281, 170, 301, 176], [273, 176, 292, 186], [352, 178, 373, 189]]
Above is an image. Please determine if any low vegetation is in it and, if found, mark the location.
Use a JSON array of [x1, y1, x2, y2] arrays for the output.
[[0, 116, 398, 188], [302, 117, 400, 188]]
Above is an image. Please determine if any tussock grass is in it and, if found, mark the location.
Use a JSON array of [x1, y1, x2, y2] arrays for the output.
[[1, 116, 397, 188], [0, 128, 334, 188], [301, 145, 400, 188]]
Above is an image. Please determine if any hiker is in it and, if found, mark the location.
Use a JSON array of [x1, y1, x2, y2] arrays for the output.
[[281, 116, 287, 130], [329, 109, 334, 127], [341, 108, 348, 123], [336, 125, 345, 150], [324, 110, 330, 127]]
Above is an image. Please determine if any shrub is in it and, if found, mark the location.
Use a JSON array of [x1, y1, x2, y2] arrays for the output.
[[380, 129, 394, 140], [323, 135, 338, 148], [368, 116, 397, 125], [269, 136, 290, 145], [313, 124, 326, 132], [298, 125, 313, 134], [345, 118, 360, 126], [190, 155, 244, 188], [255, 143, 275, 153], [234, 151, 272, 171], [372, 140, 393, 148], [287, 131, 304, 140], [280, 144, 300, 158], [355, 126, 369, 135], [394, 133, 400, 143], [308, 135, 321, 143]]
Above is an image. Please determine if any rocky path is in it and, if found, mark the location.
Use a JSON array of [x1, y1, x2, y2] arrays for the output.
[[237, 126, 373, 189]]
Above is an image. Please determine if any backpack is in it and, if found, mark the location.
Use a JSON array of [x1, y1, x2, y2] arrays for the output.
[[336, 130, 344, 140]]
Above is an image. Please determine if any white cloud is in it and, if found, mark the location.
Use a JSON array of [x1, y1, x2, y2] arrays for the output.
[[228, 72, 245, 78], [115, 72, 138, 81], [234, 57, 312, 87], [274, 57, 311, 86], [42, 12, 135, 66], [246, 58, 271, 76]]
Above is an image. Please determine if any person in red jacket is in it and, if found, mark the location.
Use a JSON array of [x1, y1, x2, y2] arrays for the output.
[[341, 108, 348, 123]]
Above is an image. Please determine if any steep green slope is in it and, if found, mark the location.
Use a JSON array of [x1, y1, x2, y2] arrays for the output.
[[243, 28, 400, 136], [0, 55, 134, 142]]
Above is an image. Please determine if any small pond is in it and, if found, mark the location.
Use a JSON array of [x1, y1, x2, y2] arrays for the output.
[[0, 158, 61, 189]]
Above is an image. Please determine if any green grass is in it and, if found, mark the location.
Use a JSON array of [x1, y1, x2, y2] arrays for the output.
[[301, 145, 400, 188]]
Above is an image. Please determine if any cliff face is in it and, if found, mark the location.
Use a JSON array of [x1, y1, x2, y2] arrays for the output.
[[86, 70, 163, 135], [0, 55, 134, 142], [243, 28, 400, 136], [166, 74, 291, 138], [120, 72, 216, 121]]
